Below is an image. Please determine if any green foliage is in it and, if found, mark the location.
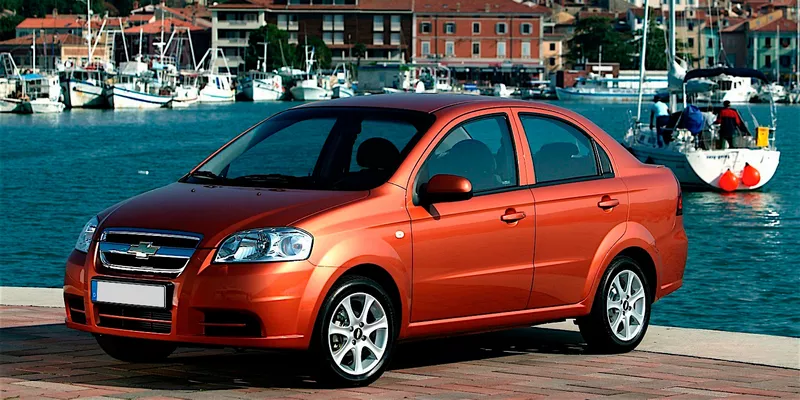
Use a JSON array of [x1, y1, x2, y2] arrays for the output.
[[2, 0, 105, 18], [245, 24, 296, 71], [634, 12, 668, 71], [0, 14, 23, 40], [567, 16, 635, 69]]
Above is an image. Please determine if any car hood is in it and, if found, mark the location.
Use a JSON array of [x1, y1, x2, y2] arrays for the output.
[[100, 183, 367, 248]]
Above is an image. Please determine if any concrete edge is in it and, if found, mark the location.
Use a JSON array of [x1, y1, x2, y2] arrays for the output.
[[2, 287, 798, 370]]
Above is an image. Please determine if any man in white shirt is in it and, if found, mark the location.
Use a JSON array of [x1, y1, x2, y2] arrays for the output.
[[649, 96, 671, 146]]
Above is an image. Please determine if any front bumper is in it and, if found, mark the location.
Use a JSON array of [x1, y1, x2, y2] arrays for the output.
[[63, 246, 336, 350]]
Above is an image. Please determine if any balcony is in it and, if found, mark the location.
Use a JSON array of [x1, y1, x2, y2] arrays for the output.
[[216, 20, 262, 30], [216, 37, 249, 47]]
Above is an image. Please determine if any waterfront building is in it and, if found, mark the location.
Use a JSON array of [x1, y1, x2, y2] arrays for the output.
[[747, 16, 798, 82], [209, 0, 414, 73], [542, 11, 575, 72], [15, 15, 103, 39], [0, 32, 113, 71], [412, 0, 551, 84]]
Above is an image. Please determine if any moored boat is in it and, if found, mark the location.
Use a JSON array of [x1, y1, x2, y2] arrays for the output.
[[59, 67, 108, 108]]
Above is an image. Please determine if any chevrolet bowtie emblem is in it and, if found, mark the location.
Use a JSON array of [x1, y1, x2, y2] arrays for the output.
[[127, 242, 160, 259]]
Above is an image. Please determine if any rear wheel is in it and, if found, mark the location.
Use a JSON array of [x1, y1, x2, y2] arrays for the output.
[[95, 334, 177, 363], [313, 276, 396, 387], [578, 256, 652, 353]]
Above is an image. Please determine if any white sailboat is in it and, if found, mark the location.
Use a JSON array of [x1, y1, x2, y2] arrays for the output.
[[240, 41, 284, 101], [290, 46, 331, 101], [331, 63, 354, 99], [624, 0, 780, 192], [196, 48, 235, 103]]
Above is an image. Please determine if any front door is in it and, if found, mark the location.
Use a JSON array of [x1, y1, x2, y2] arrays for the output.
[[515, 112, 629, 308], [408, 112, 535, 322]]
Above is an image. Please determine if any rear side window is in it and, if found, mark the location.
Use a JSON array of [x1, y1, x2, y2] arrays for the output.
[[519, 114, 599, 184], [597, 144, 613, 176], [417, 114, 517, 194]]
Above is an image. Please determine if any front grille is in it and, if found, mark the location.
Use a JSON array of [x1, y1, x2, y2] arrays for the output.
[[202, 310, 263, 337], [66, 295, 86, 324], [96, 304, 172, 334], [98, 228, 202, 276]]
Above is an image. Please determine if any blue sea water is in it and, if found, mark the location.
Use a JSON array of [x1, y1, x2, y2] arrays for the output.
[[1, 101, 798, 337]]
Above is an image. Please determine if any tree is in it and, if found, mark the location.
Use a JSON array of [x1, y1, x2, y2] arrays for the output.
[[295, 36, 331, 70], [566, 16, 635, 70], [245, 24, 296, 71], [0, 14, 23, 41], [634, 12, 668, 71], [352, 42, 366, 68]]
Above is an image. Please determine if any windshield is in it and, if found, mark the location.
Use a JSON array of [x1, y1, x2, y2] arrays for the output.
[[184, 107, 436, 191]]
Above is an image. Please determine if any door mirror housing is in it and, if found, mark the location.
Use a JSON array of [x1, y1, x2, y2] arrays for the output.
[[420, 174, 473, 204]]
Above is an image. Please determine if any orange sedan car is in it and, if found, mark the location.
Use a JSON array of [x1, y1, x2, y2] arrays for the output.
[[64, 95, 687, 386]]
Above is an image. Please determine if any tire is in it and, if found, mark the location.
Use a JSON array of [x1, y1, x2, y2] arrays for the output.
[[95, 334, 177, 363], [312, 276, 396, 387], [578, 256, 652, 353]]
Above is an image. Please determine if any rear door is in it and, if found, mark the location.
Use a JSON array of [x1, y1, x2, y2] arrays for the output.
[[513, 110, 629, 309]]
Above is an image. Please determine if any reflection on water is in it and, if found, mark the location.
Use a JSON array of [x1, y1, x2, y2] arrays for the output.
[[1, 101, 798, 337]]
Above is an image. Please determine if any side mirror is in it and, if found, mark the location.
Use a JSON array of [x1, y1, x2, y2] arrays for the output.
[[420, 174, 473, 204]]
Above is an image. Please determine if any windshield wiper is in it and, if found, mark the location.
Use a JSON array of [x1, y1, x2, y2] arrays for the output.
[[231, 174, 300, 184], [187, 170, 224, 181]]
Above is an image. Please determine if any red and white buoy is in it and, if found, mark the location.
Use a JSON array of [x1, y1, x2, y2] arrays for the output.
[[718, 169, 739, 192], [741, 163, 761, 187]]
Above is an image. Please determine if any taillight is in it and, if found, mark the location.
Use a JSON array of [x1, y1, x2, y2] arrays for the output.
[[677, 190, 683, 216]]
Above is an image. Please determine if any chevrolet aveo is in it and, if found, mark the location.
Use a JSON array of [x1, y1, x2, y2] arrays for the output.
[[64, 95, 687, 386]]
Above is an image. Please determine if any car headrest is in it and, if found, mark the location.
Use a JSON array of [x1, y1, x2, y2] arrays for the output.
[[446, 139, 496, 175], [357, 138, 401, 170], [538, 142, 579, 158]]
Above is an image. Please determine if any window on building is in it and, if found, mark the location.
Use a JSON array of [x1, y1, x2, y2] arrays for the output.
[[323, 15, 333, 31], [687, 38, 694, 47], [391, 15, 401, 32], [521, 23, 532, 35], [497, 41, 506, 58], [245, 13, 257, 22], [780, 55, 790, 67], [688, 0, 695, 4], [521, 42, 531, 58], [472, 22, 480, 34], [420, 22, 431, 34], [288, 14, 298, 30], [781, 38, 790, 48], [445, 41, 454, 56], [708, 38, 713, 48], [707, 57, 714, 66], [765, 55, 771, 68], [549, 57, 556, 66], [765, 37, 771, 48], [277, 14, 287, 30], [472, 42, 480, 56], [390, 33, 400, 45], [688, 22, 694, 31], [334, 14, 344, 31], [288, 32, 298, 44], [323, 31, 333, 44], [334, 31, 344, 44], [373, 32, 384, 45], [549, 42, 556, 51], [421, 41, 430, 56], [374, 15, 384, 31], [496, 23, 507, 34], [444, 22, 455, 34]]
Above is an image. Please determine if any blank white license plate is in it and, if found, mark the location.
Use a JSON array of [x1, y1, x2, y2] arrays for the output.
[[91, 280, 167, 309]]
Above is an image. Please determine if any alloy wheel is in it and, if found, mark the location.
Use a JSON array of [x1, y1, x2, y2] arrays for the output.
[[606, 269, 647, 342], [327, 292, 389, 376]]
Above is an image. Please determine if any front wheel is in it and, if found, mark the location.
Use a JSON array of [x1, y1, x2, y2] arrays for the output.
[[95, 334, 177, 363], [578, 256, 652, 353], [313, 276, 396, 387]]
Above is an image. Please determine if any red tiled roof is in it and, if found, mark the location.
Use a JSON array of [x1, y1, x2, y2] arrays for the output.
[[0, 33, 84, 46], [415, 0, 549, 14], [16, 16, 102, 30], [577, 11, 620, 20], [123, 18, 207, 34], [128, 14, 155, 22], [162, 5, 212, 20], [751, 17, 798, 32]]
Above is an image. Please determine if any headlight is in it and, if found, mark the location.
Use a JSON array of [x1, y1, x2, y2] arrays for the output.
[[215, 228, 313, 263], [75, 216, 98, 253]]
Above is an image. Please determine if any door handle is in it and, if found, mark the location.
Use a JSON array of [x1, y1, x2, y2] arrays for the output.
[[501, 211, 527, 222], [598, 198, 620, 209]]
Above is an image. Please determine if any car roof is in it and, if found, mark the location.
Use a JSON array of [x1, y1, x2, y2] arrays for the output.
[[295, 93, 564, 114]]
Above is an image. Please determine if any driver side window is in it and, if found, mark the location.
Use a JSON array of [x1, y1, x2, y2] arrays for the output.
[[417, 114, 517, 195]]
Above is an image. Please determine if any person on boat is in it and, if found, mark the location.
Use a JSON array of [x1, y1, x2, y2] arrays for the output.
[[649, 96, 670, 146], [715, 101, 750, 148]]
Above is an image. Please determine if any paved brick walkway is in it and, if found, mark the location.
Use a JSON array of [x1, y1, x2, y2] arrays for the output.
[[1, 306, 798, 399]]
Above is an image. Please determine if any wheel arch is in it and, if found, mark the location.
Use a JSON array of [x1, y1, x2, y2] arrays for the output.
[[337, 263, 404, 334]]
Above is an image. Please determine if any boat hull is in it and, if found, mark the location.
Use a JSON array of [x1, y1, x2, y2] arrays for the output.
[[241, 80, 283, 101], [290, 86, 331, 101], [199, 87, 235, 103], [332, 86, 354, 99], [109, 86, 172, 109], [63, 80, 106, 108], [28, 99, 65, 113], [556, 87, 656, 103], [0, 98, 23, 113], [629, 145, 780, 191]]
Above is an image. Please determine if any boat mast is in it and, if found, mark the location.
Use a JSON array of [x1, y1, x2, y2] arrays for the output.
[[775, 25, 779, 85], [31, 31, 36, 73], [668, 0, 676, 111], [796, 0, 799, 89], [636, 2, 651, 123], [86, 0, 92, 66], [258, 40, 268, 73]]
